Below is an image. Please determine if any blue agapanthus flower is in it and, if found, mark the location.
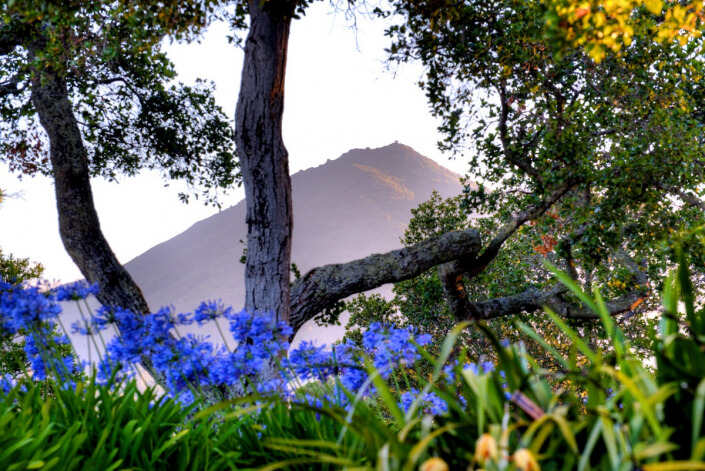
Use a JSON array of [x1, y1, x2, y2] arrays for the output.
[[24, 328, 81, 382], [331, 341, 367, 394], [194, 300, 232, 325], [287, 341, 334, 382], [0, 373, 16, 394], [0, 282, 80, 385], [399, 388, 448, 416], [0, 283, 61, 331], [362, 322, 432, 377], [53, 281, 99, 302]]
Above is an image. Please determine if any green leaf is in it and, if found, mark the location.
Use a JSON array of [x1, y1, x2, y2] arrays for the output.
[[634, 442, 679, 461], [544, 308, 599, 364], [403, 423, 459, 471], [693, 377, 705, 453], [678, 249, 699, 335], [516, 320, 570, 370], [643, 462, 705, 471], [364, 359, 405, 425], [578, 420, 603, 471]]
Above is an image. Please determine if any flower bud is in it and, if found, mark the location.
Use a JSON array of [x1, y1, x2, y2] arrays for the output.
[[474, 433, 498, 463], [513, 448, 540, 471], [419, 457, 449, 471]]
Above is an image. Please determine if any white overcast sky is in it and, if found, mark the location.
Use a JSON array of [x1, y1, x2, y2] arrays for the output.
[[0, 3, 469, 282]]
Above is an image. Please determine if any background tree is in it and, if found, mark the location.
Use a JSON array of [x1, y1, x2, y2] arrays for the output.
[[375, 0, 705, 327], [0, 188, 49, 382], [1, 1, 238, 313], [0, 190, 44, 284], [1, 187, 44, 285]]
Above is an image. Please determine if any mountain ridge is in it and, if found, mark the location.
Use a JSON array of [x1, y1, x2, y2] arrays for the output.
[[123, 142, 464, 341]]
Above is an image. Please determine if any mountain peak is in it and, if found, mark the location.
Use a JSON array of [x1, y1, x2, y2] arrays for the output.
[[125, 144, 464, 342]]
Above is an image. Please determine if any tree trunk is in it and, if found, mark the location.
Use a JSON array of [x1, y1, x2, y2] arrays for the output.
[[29, 51, 150, 315], [234, 0, 294, 323]]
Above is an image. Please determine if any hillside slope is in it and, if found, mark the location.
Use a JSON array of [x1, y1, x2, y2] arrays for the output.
[[123, 142, 464, 342]]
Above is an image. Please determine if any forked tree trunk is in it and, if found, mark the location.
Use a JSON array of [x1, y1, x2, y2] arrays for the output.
[[234, 0, 294, 324], [29, 50, 150, 315]]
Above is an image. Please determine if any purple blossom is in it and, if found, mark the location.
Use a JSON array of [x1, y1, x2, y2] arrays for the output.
[[361, 323, 431, 377], [53, 281, 99, 301], [0, 284, 61, 331], [399, 388, 448, 416], [194, 300, 232, 325], [287, 341, 334, 382]]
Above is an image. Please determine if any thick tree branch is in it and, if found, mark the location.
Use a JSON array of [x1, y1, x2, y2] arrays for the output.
[[465, 285, 566, 320], [441, 243, 651, 322], [28, 44, 149, 315], [466, 179, 579, 279], [460, 285, 648, 321], [289, 228, 482, 333], [612, 247, 649, 287], [94, 76, 129, 86], [498, 83, 545, 191], [0, 75, 21, 98], [562, 241, 580, 282]]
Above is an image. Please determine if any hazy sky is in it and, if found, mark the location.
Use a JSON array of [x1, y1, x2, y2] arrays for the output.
[[0, 3, 469, 282]]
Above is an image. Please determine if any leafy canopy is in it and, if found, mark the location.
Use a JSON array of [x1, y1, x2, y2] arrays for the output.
[[1, 0, 239, 205], [383, 0, 705, 279]]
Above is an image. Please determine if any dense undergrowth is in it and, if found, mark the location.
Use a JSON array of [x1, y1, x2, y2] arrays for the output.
[[1, 250, 705, 470]]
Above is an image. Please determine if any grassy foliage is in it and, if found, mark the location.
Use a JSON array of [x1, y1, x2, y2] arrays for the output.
[[2, 246, 705, 469]]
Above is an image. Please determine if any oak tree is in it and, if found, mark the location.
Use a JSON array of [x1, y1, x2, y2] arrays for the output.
[[231, 0, 705, 341], [1, 1, 238, 313]]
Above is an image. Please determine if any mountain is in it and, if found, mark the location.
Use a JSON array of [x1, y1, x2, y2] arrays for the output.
[[123, 142, 464, 343]]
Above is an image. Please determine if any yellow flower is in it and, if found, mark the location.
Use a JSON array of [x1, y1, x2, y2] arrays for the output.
[[513, 448, 540, 471], [474, 433, 498, 464], [419, 457, 449, 471]]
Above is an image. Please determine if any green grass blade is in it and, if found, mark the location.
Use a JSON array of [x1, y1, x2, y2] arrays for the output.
[[516, 320, 570, 370], [692, 377, 705, 453]]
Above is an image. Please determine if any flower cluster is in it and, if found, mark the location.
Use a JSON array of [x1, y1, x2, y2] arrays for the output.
[[96, 305, 292, 401], [54, 281, 100, 302], [399, 388, 448, 416], [283, 323, 434, 411], [363, 322, 432, 374], [1, 282, 511, 420], [0, 280, 81, 383], [0, 373, 16, 394], [284, 323, 432, 391]]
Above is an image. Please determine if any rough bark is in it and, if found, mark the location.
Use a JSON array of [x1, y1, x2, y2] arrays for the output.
[[289, 228, 482, 333], [234, 0, 294, 323], [0, 77, 19, 98], [29, 47, 149, 314], [447, 284, 648, 321]]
